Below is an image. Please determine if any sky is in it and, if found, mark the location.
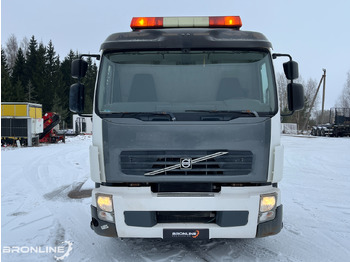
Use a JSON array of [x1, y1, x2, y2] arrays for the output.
[[1, 0, 350, 109]]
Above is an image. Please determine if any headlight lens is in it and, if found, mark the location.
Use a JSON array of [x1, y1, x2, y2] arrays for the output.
[[259, 210, 276, 222], [98, 210, 114, 223], [96, 194, 113, 212], [260, 194, 276, 213]]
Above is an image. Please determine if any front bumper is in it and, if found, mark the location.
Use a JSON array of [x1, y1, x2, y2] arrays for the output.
[[90, 185, 283, 239]]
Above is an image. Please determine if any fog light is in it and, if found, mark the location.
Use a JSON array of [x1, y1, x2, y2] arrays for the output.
[[96, 194, 113, 212], [259, 210, 276, 223], [98, 210, 114, 223], [260, 194, 276, 212]]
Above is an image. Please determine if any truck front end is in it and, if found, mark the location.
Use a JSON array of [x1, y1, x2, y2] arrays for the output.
[[70, 16, 303, 239]]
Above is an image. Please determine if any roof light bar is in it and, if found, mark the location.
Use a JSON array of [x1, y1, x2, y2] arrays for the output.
[[130, 17, 163, 29], [130, 16, 242, 30], [209, 16, 242, 28]]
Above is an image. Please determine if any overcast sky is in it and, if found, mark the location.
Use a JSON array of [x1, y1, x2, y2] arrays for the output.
[[2, 0, 350, 109]]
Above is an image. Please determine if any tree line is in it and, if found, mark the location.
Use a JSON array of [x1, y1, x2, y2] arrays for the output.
[[1, 34, 97, 128]]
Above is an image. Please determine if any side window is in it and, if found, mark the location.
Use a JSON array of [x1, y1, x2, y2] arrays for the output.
[[260, 63, 269, 104]]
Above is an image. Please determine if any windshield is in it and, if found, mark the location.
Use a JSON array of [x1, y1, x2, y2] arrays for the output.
[[96, 50, 277, 118]]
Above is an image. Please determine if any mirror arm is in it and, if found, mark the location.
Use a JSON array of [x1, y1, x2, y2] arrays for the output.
[[272, 53, 292, 61]]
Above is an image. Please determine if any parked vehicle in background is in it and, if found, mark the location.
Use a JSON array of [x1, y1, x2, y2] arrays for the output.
[[311, 108, 350, 137]]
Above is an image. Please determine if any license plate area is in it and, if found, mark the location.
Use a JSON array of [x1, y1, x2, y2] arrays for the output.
[[163, 229, 209, 240]]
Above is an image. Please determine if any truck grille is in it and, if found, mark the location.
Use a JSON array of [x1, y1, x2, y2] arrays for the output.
[[120, 150, 253, 176]]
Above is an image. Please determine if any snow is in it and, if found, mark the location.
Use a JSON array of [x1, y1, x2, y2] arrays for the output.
[[1, 135, 350, 261]]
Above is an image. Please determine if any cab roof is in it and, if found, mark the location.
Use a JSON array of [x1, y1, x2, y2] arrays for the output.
[[100, 28, 272, 52]]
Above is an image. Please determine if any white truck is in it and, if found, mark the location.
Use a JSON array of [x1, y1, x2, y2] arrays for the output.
[[69, 16, 304, 239]]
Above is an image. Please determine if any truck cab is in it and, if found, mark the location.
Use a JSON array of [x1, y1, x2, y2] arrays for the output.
[[70, 16, 304, 239]]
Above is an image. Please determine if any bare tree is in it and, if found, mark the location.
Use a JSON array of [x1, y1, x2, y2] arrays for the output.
[[276, 72, 288, 111], [304, 78, 319, 117], [5, 34, 19, 73], [336, 71, 350, 108], [20, 36, 29, 59]]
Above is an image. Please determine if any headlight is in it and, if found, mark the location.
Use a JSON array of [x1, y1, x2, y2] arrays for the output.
[[96, 194, 113, 212], [259, 194, 277, 223], [260, 194, 276, 213]]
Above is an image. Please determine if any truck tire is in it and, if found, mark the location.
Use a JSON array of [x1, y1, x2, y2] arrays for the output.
[[333, 128, 339, 137], [317, 129, 321, 136]]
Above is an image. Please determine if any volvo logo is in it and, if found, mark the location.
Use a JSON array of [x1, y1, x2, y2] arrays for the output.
[[144, 151, 228, 176], [180, 158, 192, 169]]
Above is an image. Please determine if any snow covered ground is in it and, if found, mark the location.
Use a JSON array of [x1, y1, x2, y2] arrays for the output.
[[1, 135, 350, 262]]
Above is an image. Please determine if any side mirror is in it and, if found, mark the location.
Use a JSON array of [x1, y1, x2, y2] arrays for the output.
[[71, 59, 88, 79], [69, 83, 85, 113], [287, 83, 304, 111], [283, 61, 299, 80]]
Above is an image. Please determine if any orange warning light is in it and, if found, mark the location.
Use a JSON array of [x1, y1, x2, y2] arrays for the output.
[[130, 17, 163, 29], [209, 16, 242, 28]]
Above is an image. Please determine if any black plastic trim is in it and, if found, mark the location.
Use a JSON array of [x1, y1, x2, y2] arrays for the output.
[[123, 210, 249, 227], [256, 205, 283, 237], [124, 211, 157, 227], [216, 211, 249, 227], [90, 205, 118, 237]]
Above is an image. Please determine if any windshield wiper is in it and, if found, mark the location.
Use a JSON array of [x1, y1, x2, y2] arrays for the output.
[[117, 112, 176, 121], [185, 110, 259, 117]]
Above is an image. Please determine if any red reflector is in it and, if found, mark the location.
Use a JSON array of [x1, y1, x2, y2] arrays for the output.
[[209, 16, 242, 28], [130, 17, 163, 29]]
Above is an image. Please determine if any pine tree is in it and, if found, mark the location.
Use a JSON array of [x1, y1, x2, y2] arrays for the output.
[[11, 48, 26, 84], [25, 80, 38, 103], [60, 50, 77, 89], [1, 49, 13, 101], [82, 57, 98, 114], [51, 92, 69, 128], [13, 80, 26, 102], [34, 42, 47, 107], [25, 36, 39, 87], [25, 36, 43, 105], [43, 40, 62, 113], [60, 50, 78, 127], [11, 48, 26, 101]]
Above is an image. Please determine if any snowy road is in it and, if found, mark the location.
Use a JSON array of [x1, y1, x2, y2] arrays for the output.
[[1, 135, 350, 262]]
